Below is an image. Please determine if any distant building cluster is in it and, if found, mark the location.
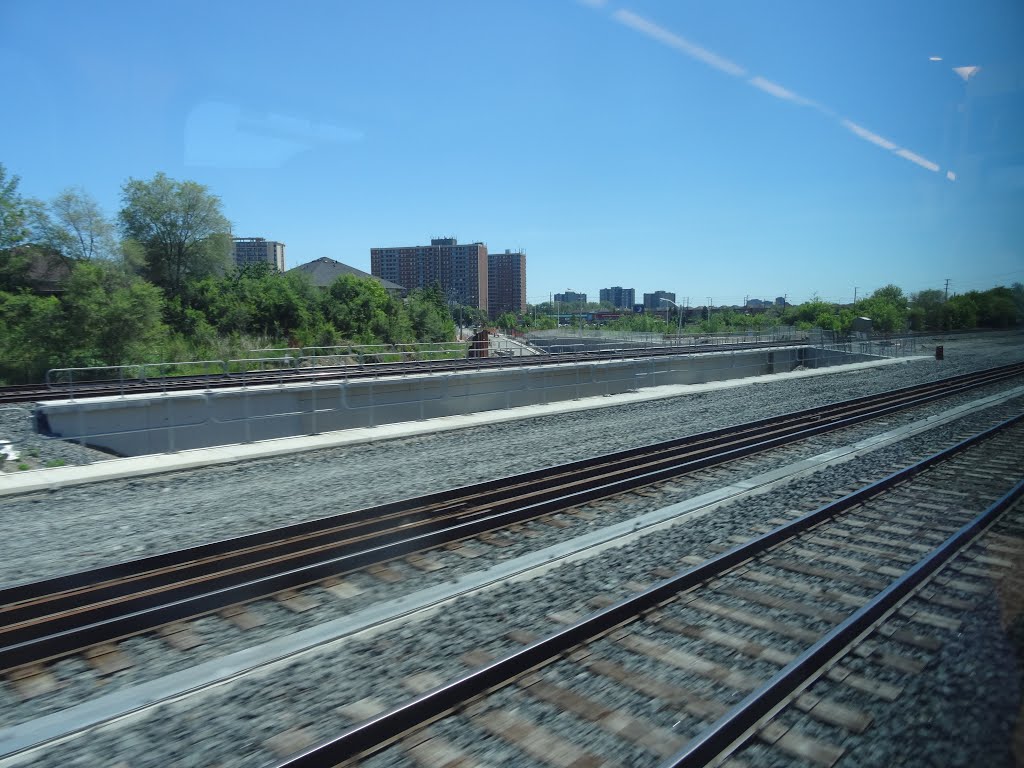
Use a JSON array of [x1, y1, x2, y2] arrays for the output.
[[745, 297, 788, 308], [232, 237, 285, 271], [234, 231, 797, 328], [370, 237, 527, 319], [251, 232, 792, 326], [592, 287, 680, 311]]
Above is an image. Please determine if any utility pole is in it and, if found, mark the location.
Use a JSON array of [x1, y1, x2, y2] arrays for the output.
[[853, 286, 858, 306], [660, 298, 684, 338], [707, 296, 713, 322], [944, 278, 951, 301]]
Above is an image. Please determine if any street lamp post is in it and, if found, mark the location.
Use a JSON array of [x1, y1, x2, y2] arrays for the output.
[[660, 298, 683, 342], [566, 288, 583, 339]]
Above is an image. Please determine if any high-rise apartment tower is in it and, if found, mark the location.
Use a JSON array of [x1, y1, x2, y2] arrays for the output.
[[487, 249, 527, 319], [599, 286, 635, 309], [232, 237, 285, 271], [371, 237, 488, 310]]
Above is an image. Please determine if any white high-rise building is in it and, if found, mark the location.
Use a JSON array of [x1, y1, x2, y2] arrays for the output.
[[232, 237, 285, 271]]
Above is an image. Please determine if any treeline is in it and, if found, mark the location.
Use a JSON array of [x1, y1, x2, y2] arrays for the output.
[[0, 164, 456, 384], [777, 284, 1023, 334], [513, 284, 1023, 336]]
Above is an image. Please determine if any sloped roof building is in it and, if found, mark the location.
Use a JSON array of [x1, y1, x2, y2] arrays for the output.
[[288, 257, 406, 297]]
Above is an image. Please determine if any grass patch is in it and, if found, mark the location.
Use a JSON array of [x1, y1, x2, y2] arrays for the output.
[[45, 458, 66, 468]]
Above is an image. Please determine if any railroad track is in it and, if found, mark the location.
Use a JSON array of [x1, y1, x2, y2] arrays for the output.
[[0, 339, 810, 404], [1, 363, 1021, 684], [271, 414, 1024, 768]]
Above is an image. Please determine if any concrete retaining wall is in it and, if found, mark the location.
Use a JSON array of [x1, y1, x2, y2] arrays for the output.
[[36, 346, 875, 457]]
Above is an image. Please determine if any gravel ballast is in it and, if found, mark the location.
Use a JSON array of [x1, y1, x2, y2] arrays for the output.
[[2, 393, 1019, 734], [4, 392, 1022, 767], [1, 333, 1023, 589]]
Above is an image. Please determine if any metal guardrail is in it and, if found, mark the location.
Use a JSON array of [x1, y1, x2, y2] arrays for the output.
[[43, 337, 848, 397], [25, 346, 885, 463], [41, 343, 472, 396], [300, 343, 470, 367], [529, 327, 804, 346], [818, 334, 918, 358]]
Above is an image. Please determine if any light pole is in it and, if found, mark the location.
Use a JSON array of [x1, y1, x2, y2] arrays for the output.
[[566, 288, 583, 338], [660, 298, 683, 340]]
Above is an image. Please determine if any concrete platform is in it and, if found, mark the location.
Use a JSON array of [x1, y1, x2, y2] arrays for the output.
[[0, 354, 922, 497], [34, 346, 877, 457]]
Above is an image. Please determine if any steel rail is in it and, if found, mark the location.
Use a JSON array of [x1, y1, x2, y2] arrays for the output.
[[1, 360, 1018, 630], [5, 358, 1015, 622], [0, 365, 1022, 670], [9, 357, 1008, 619], [269, 413, 1024, 768], [662, 480, 1024, 767], [5, 359, 1021, 609]]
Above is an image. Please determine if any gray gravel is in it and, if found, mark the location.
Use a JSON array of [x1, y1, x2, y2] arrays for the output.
[[0, 391, 1021, 732], [735, 507, 1024, 768], [9, 393, 1023, 767], [0, 405, 109, 473], [1, 332, 1022, 590]]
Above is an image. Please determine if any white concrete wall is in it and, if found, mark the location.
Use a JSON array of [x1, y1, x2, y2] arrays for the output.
[[36, 346, 873, 457]]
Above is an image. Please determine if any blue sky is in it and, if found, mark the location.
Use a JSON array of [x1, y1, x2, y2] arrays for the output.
[[2, 0, 1022, 306]]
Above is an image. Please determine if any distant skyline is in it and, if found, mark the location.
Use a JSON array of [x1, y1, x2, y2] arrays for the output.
[[2, 0, 1021, 307]]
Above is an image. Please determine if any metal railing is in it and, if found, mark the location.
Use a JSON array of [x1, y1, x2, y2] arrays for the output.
[[527, 326, 804, 345], [817, 331, 918, 359], [13, 344, 897, 467]]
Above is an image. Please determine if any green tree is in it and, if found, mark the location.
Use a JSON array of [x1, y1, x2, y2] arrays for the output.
[[859, 285, 908, 333], [908, 289, 949, 331], [529, 312, 557, 330], [188, 262, 327, 343], [969, 287, 1017, 328], [321, 275, 401, 344], [871, 284, 907, 307], [0, 165, 37, 292], [495, 312, 517, 331], [786, 298, 835, 326], [39, 188, 118, 262], [0, 163, 31, 251], [61, 261, 167, 366], [0, 246, 34, 293], [946, 294, 977, 328], [1012, 283, 1024, 318], [606, 313, 672, 333], [452, 304, 487, 329], [407, 286, 456, 342], [118, 173, 232, 302], [0, 291, 66, 383]]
